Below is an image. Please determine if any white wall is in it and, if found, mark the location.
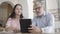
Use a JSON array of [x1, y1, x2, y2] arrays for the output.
[[27, 0, 33, 19], [55, 21, 60, 28], [46, 0, 60, 28], [20, 0, 33, 19], [20, 0, 29, 18], [46, 0, 58, 9]]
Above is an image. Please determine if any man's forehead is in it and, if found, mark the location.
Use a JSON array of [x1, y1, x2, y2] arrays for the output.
[[35, 4, 42, 8]]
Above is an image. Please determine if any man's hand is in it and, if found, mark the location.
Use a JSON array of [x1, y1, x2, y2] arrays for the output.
[[28, 25, 42, 33]]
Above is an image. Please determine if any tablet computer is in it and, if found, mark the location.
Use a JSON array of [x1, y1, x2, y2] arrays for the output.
[[20, 19, 32, 33]]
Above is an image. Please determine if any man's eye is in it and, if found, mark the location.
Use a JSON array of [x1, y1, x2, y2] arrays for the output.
[[35, 7, 41, 9]]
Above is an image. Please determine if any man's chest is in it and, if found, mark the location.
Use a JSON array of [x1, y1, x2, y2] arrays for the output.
[[36, 17, 48, 28]]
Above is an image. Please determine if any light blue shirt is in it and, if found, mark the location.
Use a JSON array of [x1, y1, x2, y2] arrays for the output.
[[32, 11, 55, 33]]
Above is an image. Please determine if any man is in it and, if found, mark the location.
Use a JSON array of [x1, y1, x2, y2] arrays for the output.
[[28, 1, 55, 33]]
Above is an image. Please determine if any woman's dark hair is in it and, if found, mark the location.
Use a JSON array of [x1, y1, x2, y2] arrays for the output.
[[8, 4, 23, 19]]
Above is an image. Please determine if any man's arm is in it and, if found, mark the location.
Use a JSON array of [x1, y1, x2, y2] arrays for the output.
[[41, 14, 55, 33], [28, 17, 42, 33]]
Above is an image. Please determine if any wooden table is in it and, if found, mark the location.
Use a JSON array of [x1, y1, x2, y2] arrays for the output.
[[0, 32, 59, 34]]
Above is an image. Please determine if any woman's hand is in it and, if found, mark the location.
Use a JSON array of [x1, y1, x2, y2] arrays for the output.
[[13, 29, 20, 33], [6, 26, 20, 33], [5, 26, 15, 32]]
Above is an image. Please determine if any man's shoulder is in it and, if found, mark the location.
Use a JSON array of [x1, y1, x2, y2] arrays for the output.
[[45, 12, 54, 19], [45, 11, 52, 15], [33, 16, 37, 18], [33, 16, 38, 20]]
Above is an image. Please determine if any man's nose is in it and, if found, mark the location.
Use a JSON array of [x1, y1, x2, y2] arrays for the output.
[[36, 9, 39, 12]]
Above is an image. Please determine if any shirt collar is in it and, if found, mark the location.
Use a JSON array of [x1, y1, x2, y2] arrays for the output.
[[36, 11, 46, 18], [43, 11, 46, 16]]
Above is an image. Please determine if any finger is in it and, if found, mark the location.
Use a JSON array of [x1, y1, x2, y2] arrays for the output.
[[30, 25, 32, 26], [28, 28, 33, 29], [28, 30, 35, 33], [28, 30, 33, 32]]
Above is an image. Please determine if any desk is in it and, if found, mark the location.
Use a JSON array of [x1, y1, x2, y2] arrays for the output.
[[0, 27, 59, 34], [0, 32, 59, 34]]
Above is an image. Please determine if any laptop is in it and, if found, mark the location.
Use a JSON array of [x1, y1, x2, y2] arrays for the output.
[[20, 19, 32, 33]]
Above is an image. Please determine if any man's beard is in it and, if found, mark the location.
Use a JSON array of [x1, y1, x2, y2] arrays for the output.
[[37, 12, 43, 16]]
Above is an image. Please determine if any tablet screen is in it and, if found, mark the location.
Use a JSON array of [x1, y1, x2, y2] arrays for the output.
[[20, 19, 32, 33]]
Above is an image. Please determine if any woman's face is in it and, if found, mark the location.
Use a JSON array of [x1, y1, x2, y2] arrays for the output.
[[15, 5, 22, 16]]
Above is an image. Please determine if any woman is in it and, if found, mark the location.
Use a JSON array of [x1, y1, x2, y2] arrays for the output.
[[5, 4, 23, 33]]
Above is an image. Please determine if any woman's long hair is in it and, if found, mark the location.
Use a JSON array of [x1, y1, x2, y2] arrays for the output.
[[8, 4, 23, 19]]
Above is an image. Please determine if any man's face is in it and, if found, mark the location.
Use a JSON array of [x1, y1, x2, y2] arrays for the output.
[[35, 2, 44, 16]]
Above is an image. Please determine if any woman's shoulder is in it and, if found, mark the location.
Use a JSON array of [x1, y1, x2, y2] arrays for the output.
[[6, 18, 12, 24], [8, 18, 12, 21]]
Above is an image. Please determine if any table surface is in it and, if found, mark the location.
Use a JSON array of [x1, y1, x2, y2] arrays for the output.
[[0, 32, 59, 34]]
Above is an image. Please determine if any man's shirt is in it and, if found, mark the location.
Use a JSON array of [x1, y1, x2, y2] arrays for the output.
[[32, 11, 55, 33]]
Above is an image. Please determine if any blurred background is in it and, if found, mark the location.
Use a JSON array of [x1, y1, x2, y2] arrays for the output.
[[0, 0, 60, 32]]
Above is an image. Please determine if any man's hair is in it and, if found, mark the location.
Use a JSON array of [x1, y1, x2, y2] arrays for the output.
[[33, 1, 42, 10], [34, 1, 42, 6], [33, 1, 46, 11]]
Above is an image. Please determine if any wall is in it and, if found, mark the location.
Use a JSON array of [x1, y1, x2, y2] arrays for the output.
[[46, 0, 60, 28], [20, 0, 33, 19]]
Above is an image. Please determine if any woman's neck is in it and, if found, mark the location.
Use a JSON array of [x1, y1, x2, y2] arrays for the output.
[[15, 15, 20, 20]]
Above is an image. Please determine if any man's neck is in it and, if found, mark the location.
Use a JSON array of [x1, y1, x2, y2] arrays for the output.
[[37, 11, 45, 18]]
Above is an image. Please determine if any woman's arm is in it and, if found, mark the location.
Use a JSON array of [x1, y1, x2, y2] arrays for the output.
[[5, 18, 14, 32]]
